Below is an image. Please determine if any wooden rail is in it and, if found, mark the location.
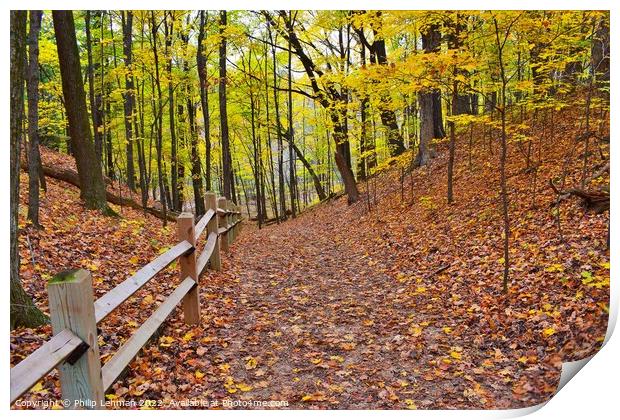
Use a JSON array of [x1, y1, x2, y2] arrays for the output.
[[10, 329, 83, 404], [10, 192, 243, 408]]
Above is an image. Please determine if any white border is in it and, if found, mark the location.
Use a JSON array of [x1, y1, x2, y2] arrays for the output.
[[2, 1, 617, 419]]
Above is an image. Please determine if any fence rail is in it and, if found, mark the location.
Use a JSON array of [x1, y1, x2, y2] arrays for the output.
[[10, 192, 243, 408]]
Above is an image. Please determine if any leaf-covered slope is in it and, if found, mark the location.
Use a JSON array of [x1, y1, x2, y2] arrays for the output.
[[12, 105, 609, 409]]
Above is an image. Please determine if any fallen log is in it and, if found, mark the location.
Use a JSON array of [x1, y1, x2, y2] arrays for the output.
[[21, 162, 177, 222], [549, 178, 609, 214], [561, 187, 609, 213]]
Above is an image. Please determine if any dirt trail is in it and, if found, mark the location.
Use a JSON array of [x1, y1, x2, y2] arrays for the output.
[[190, 204, 550, 409]]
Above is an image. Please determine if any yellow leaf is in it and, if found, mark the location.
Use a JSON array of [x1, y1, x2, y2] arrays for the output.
[[311, 358, 322, 365], [159, 336, 175, 347], [442, 326, 452, 334], [129, 255, 140, 265], [329, 355, 344, 363], [183, 332, 195, 342], [363, 319, 374, 326], [142, 295, 154, 305], [224, 376, 237, 393], [195, 370, 205, 379], [542, 327, 556, 337], [405, 399, 418, 409], [106, 394, 118, 400], [517, 356, 528, 364], [545, 263, 564, 273], [31, 381, 44, 393], [450, 351, 462, 360], [245, 356, 258, 370], [237, 383, 253, 392], [409, 325, 423, 337]]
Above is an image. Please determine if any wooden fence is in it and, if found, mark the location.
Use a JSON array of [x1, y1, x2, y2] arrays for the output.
[[10, 192, 242, 409]]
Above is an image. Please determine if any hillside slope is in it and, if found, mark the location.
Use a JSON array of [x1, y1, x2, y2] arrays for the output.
[[11, 106, 609, 409]]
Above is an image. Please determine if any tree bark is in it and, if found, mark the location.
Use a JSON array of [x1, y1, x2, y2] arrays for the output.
[[52, 10, 109, 212], [219, 11, 234, 201], [27, 10, 44, 228], [493, 17, 512, 293], [414, 92, 433, 167], [421, 24, 445, 139], [85, 11, 104, 164], [163, 13, 182, 211], [121, 11, 136, 192], [269, 23, 287, 219], [372, 35, 406, 156], [447, 14, 462, 203], [187, 90, 205, 216], [287, 14, 298, 217], [11, 10, 48, 329], [197, 11, 212, 191], [150, 11, 168, 226]]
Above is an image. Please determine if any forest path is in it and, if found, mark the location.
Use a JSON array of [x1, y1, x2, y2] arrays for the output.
[[223, 216, 399, 407], [195, 205, 519, 409]]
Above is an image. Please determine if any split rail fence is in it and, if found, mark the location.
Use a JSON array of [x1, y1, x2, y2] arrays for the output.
[[10, 192, 242, 409]]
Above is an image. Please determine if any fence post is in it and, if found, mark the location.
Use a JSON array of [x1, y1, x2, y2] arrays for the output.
[[228, 202, 235, 243], [230, 205, 236, 242], [205, 192, 221, 271], [48, 269, 104, 409], [176, 213, 201, 325], [233, 205, 240, 239], [218, 197, 229, 252]]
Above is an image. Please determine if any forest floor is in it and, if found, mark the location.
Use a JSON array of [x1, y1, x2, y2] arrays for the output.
[[12, 106, 609, 409]]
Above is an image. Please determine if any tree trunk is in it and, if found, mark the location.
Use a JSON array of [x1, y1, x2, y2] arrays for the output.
[[105, 86, 114, 179], [414, 92, 433, 167], [287, 17, 298, 217], [163, 14, 181, 211], [188, 96, 205, 216], [422, 24, 445, 139], [269, 25, 287, 219], [121, 11, 136, 192], [150, 11, 168, 226], [197, 11, 212, 191], [447, 14, 462, 203], [85, 11, 104, 164], [11, 10, 48, 329], [27, 10, 44, 228], [372, 36, 406, 156], [331, 115, 359, 203], [250, 92, 263, 225], [264, 40, 279, 221], [493, 17, 511, 293], [52, 10, 109, 212], [219, 11, 234, 201]]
